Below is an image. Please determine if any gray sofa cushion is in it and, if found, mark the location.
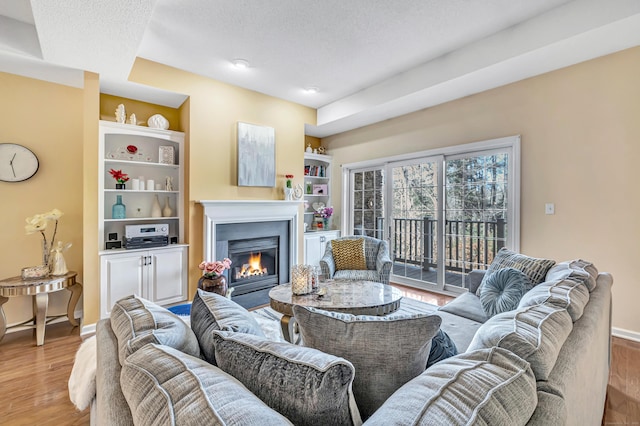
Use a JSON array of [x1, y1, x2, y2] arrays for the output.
[[293, 305, 441, 420], [121, 344, 292, 426], [365, 347, 537, 426], [480, 267, 532, 317], [211, 330, 361, 426], [525, 390, 567, 426], [518, 278, 590, 322], [477, 248, 556, 295], [545, 259, 598, 292], [191, 288, 265, 365], [467, 303, 573, 381], [110, 295, 200, 365], [438, 292, 489, 323]]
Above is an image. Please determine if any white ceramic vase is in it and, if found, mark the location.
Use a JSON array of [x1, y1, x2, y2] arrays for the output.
[[151, 195, 162, 217], [284, 188, 293, 201], [162, 197, 173, 217]]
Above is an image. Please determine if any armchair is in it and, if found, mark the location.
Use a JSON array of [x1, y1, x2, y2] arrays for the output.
[[319, 236, 393, 285]]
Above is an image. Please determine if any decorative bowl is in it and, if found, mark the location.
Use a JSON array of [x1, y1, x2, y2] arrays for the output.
[[148, 114, 169, 130]]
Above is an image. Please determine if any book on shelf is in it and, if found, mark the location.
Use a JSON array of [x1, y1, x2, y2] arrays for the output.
[[304, 164, 326, 177]]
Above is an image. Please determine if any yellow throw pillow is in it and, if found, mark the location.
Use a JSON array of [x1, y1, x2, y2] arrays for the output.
[[332, 238, 367, 271]]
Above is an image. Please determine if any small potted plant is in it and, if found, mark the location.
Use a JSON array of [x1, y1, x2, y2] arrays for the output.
[[284, 174, 294, 200], [197, 258, 232, 296], [109, 169, 130, 189]]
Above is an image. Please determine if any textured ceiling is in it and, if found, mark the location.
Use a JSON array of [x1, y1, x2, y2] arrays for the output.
[[0, 0, 639, 137]]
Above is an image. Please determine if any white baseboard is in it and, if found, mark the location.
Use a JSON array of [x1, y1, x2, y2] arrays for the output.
[[612, 327, 640, 343], [81, 323, 96, 338]]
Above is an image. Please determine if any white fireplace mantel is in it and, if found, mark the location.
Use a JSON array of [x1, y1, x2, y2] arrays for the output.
[[198, 200, 301, 265]]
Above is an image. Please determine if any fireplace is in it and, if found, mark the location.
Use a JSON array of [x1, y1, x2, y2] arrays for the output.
[[199, 200, 301, 309], [215, 220, 290, 306]]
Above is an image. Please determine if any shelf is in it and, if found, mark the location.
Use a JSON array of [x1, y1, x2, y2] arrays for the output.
[[104, 217, 179, 222], [105, 159, 179, 169], [305, 194, 329, 197], [104, 189, 179, 194], [303, 175, 329, 179]]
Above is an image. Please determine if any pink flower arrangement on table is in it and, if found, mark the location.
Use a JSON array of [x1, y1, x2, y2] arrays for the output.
[[198, 258, 232, 278], [318, 206, 334, 219]]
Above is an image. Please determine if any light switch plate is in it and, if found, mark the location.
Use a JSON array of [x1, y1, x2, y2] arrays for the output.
[[545, 203, 555, 215]]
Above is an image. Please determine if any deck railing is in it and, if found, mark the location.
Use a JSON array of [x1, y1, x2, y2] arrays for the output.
[[391, 217, 505, 272]]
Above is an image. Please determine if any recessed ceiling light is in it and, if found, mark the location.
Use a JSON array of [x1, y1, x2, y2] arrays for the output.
[[304, 86, 319, 94], [231, 59, 250, 69]]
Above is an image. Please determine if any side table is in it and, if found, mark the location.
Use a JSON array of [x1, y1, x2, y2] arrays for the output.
[[0, 271, 82, 346]]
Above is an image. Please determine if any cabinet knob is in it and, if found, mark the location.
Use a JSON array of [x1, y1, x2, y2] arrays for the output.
[[320, 236, 326, 242]]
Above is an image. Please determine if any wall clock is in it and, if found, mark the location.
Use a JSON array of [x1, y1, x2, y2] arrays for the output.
[[0, 143, 39, 182]]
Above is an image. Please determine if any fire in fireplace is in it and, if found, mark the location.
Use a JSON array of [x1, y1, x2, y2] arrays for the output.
[[235, 252, 269, 280], [228, 236, 278, 288]]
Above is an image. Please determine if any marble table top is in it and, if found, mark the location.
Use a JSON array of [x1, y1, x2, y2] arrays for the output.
[[269, 280, 403, 317]]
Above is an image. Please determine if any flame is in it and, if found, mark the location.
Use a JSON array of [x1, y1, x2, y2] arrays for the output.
[[236, 252, 268, 279], [248, 252, 261, 271]]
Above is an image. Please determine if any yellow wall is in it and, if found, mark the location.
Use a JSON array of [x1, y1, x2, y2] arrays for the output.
[[128, 58, 316, 299], [100, 94, 182, 131], [82, 72, 100, 327], [322, 47, 640, 335], [0, 72, 85, 325]]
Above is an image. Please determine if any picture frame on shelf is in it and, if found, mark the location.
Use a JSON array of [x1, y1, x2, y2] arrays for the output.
[[312, 184, 327, 195], [159, 146, 175, 165], [237, 122, 276, 187]]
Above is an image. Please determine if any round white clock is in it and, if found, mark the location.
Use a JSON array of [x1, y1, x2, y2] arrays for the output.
[[0, 143, 39, 182]]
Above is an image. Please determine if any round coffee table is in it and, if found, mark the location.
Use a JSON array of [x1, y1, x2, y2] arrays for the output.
[[269, 280, 402, 343]]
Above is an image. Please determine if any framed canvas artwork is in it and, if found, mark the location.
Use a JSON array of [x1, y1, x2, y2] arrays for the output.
[[237, 122, 276, 187]]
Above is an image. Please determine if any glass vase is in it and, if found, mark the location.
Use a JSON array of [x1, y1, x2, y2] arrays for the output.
[[198, 275, 228, 297], [291, 265, 312, 295], [112, 195, 126, 219], [42, 239, 50, 268]]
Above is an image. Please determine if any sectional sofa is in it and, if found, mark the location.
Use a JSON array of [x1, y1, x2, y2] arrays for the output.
[[93, 254, 612, 425]]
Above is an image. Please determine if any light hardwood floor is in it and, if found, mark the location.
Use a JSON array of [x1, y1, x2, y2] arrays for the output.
[[0, 286, 637, 425]]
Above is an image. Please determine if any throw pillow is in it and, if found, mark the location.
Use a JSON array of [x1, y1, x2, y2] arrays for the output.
[[292, 305, 442, 420], [366, 347, 537, 426], [110, 295, 200, 366], [545, 259, 598, 292], [426, 329, 458, 369], [121, 344, 292, 425], [467, 303, 573, 380], [331, 238, 367, 271], [212, 330, 361, 426], [518, 278, 590, 322], [477, 248, 555, 295], [190, 289, 265, 365], [479, 267, 532, 317]]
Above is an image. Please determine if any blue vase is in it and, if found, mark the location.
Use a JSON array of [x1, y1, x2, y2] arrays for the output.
[[112, 195, 126, 219]]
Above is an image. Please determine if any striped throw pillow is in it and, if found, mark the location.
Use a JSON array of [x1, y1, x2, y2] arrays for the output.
[[477, 248, 555, 295]]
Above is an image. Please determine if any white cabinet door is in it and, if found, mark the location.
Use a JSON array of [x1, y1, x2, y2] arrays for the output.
[[100, 252, 145, 318], [149, 246, 188, 305], [304, 234, 323, 266], [304, 231, 340, 266]]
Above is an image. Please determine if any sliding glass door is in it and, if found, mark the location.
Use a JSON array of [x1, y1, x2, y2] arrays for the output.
[[387, 157, 445, 291], [344, 137, 518, 293]]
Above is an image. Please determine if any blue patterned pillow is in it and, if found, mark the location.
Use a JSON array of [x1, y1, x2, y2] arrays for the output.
[[480, 267, 532, 317], [426, 329, 458, 368]]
